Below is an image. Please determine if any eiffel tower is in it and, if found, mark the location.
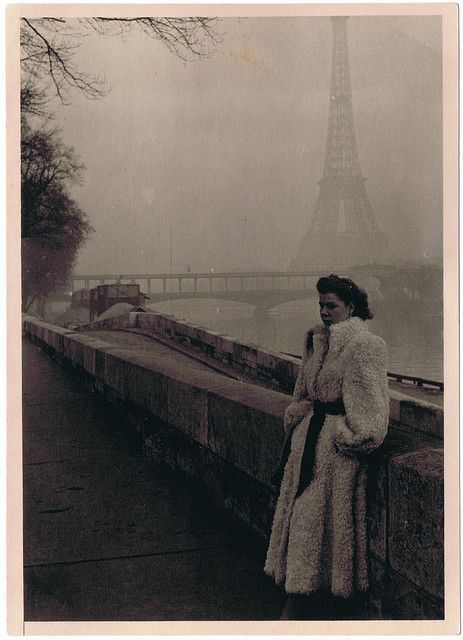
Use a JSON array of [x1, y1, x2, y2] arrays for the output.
[[294, 16, 389, 270]]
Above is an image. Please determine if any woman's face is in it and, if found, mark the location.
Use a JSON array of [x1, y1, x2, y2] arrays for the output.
[[318, 293, 353, 326]]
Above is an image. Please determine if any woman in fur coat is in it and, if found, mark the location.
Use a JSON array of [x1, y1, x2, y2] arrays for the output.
[[264, 274, 389, 619]]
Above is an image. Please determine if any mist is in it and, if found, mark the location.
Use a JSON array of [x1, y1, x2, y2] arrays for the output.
[[51, 15, 442, 275]]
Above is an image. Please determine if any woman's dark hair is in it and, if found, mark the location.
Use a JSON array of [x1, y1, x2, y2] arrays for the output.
[[316, 274, 373, 320]]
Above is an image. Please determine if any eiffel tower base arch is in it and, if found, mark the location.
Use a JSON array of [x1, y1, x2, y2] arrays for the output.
[[293, 230, 390, 272]]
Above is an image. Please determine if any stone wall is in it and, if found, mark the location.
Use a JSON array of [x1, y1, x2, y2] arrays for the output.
[[22, 314, 444, 619]]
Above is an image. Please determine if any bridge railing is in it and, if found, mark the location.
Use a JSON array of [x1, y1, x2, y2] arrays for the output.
[[69, 272, 327, 295], [67, 266, 442, 301]]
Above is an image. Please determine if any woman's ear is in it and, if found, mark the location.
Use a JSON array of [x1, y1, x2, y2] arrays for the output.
[[348, 303, 354, 316]]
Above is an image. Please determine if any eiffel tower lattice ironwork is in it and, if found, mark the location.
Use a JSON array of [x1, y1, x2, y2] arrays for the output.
[[294, 16, 389, 270]]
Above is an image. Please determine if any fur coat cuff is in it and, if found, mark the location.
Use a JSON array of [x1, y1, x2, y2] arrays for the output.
[[333, 421, 378, 456], [283, 400, 312, 433]]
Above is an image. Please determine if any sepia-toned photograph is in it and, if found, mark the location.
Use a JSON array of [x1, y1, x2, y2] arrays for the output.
[[8, 3, 459, 633]]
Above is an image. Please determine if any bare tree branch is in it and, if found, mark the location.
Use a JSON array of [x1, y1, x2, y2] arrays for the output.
[[20, 16, 221, 107], [21, 18, 108, 105]]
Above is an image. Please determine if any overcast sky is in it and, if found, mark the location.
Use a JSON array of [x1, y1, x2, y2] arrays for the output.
[[50, 15, 442, 275]]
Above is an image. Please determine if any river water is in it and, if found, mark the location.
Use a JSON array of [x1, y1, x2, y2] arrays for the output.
[[147, 297, 443, 383]]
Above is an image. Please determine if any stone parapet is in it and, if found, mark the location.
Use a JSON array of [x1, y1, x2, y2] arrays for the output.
[[389, 448, 444, 600], [82, 311, 301, 393], [22, 315, 444, 619], [81, 310, 443, 439]]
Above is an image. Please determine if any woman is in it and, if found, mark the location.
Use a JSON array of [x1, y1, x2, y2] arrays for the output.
[[264, 274, 389, 619]]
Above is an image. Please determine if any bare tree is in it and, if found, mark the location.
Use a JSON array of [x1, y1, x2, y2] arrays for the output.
[[21, 117, 93, 313], [20, 16, 221, 105]]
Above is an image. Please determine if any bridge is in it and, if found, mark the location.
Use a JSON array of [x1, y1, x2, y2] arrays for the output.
[[49, 265, 442, 317], [68, 271, 328, 311], [65, 267, 399, 309]]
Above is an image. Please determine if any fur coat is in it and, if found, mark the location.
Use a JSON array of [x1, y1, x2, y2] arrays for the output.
[[264, 316, 389, 598]]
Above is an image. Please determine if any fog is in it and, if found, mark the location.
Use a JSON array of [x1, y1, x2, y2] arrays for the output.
[[51, 15, 442, 275]]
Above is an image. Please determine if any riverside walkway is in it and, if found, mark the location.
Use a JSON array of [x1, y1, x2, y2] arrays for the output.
[[23, 338, 285, 621]]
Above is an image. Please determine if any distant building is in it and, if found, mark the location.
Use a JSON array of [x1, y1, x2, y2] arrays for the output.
[[89, 284, 149, 321], [71, 288, 91, 309]]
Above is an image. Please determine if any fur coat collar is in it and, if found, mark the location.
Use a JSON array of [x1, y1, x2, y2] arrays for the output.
[[304, 316, 369, 402]]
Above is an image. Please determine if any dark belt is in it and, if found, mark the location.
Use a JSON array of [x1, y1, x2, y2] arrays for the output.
[[271, 398, 345, 497]]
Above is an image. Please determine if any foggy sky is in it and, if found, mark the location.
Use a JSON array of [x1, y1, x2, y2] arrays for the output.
[[51, 15, 442, 275]]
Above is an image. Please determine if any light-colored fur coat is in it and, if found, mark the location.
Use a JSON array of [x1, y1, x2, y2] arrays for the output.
[[264, 316, 389, 598]]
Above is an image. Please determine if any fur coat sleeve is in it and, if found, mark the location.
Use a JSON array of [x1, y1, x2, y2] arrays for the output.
[[283, 332, 313, 433], [334, 334, 389, 456]]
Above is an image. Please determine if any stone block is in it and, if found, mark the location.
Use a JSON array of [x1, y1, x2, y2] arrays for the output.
[[389, 448, 444, 599], [50, 327, 64, 346], [368, 555, 386, 600], [367, 456, 388, 562], [101, 351, 133, 396], [67, 335, 102, 376], [421, 591, 444, 620], [94, 349, 107, 381], [142, 421, 175, 468], [207, 391, 285, 484], [389, 396, 400, 424], [255, 348, 272, 369], [190, 328, 210, 353], [384, 570, 423, 619], [216, 335, 234, 358], [124, 363, 169, 423], [151, 314, 162, 331], [135, 313, 151, 331], [31, 322, 43, 340], [365, 556, 386, 619], [166, 377, 209, 445], [400, 400, 443, 440], [63, 337, 85, 368], [110, 315, 130, 329], [35, 323, 45, 341], [41, 326, 51, 346], [50, 330, 66, 354], [201, 448, 274, 539], [172, 427, 207, 480], [182, 322, 196, 339], [380, 424, 437, 460], [158, 315, 171, 335], [40, 326, 50, 347], [128, 312, 139, 328], [234, 342, 257, 368], [274, 359, 296, 393], [260, 358, 277, 382], [198, 328, 216, 349]]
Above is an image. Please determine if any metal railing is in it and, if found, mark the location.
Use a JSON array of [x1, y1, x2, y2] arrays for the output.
[[386, 372, 443, 392], [282, 353, 443, 392]]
